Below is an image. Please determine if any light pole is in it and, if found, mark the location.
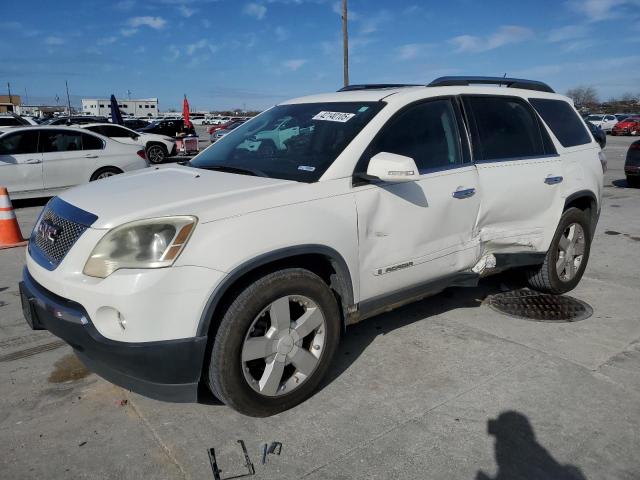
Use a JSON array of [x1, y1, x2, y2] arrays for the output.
[[342, 0, 349, 88]]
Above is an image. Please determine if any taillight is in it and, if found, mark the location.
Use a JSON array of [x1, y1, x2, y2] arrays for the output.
[[598, 151, 607, 173], [137, 150, 146, 160]]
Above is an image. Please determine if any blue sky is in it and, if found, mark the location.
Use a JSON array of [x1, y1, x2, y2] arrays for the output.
[[2, 0, 639, 111]]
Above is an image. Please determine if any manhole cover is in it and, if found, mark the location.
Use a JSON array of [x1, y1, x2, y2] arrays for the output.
[[487, 289, 593, 322]]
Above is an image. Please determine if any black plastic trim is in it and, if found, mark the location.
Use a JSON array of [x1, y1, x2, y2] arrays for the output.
[[196, 245, 354, 336], [564, 190, 599, 237], [429, 76, 555, 93], [20, 268, 206, 403]]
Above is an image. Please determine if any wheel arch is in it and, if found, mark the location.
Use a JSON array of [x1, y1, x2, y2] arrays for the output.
[[563, 189, 598, 237], [145, 141, 168, 152], [90, 166, 124, 181], [196, 245, 355, 339]]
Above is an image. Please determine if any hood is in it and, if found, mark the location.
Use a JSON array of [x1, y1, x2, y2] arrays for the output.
[[58, 166, 299, 229]]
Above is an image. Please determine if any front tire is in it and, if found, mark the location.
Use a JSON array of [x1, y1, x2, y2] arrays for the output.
[[206, 268, 341, 416], [526, 208, 591, 294]]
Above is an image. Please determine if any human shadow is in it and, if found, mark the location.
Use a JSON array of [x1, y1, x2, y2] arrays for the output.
[[611, 178, 636, 189], [476, 410, 587, 480]]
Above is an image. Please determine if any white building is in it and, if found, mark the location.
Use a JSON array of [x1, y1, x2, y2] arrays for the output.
[[81, 98, 159, 117]]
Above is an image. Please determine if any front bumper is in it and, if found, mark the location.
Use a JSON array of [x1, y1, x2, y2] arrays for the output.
[[20, 268, 207, 402]]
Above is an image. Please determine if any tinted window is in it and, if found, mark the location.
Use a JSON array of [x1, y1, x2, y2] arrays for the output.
[[464, 96, 544, 160], [40, 130, 82, 152], [366, 99, 463, 173], [529, 98, 591, 148], [81, 133, 104, 150], [0, 117, 21, 126], [98, 125, 133, 138], [0, 131, 39, 155]]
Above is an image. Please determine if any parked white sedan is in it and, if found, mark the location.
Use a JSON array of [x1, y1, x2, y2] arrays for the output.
[[0, 126, 149, 199], [80, 123, 176, 164], [585, 114, 618, 133]]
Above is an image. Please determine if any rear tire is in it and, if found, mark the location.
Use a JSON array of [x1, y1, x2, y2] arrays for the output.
[[526, 208, 591, 294], [90, 167, 122, 181], [206, 268, 341, 416], [146, 144, 167, 164]]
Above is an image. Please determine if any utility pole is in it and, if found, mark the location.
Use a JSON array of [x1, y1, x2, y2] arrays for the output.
[[342, 0, 349, 88], [7, 82, 12, 106], [65, 80, 71, 115], [24, 87, 29, 106]]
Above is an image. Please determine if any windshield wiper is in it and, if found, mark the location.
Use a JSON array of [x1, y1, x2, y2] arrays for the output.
[[196, 165, 268, 177]]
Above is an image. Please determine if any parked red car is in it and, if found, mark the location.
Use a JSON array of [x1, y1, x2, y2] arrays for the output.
[[612, 116, 640, 136], [208, 121, 235, 135]]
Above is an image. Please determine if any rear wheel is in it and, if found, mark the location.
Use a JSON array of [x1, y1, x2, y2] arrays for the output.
[[206, 268, 341, 416], [526, 208, 591, 294], [146, 144, 167, 164], [90, 167, 123, 181]]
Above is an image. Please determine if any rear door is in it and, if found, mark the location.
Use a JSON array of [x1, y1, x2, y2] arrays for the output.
[[0, 130, 43, 195], [41, 130, 100, 190], [462, 95, 563, 254]]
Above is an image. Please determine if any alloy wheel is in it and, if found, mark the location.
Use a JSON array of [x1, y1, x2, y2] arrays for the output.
[[556, 223, 586, 282], [241, 295, 326, 397]]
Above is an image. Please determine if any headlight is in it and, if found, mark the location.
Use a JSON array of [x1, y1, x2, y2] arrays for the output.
[[83, 216, 197, 278]]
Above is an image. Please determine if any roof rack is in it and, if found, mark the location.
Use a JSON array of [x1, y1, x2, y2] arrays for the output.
[[337, 84, 421, 92], [428, 76, 555, 93]]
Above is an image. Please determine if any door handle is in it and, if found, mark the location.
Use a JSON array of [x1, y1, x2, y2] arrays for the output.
[[544, 176, 563, 185], [84, 154, 99, 158], [25, 158, 42, 164], [452, 187, 476, 199]]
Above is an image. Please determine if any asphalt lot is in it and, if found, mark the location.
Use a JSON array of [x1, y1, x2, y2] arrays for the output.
[[1, 135, 639, 479]]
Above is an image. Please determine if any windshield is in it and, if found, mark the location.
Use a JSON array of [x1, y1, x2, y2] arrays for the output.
[[190, 102, 383, 182], [586, 115, 603, 122]]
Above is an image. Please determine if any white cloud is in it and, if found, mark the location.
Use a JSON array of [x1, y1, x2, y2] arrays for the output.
[[450, 25, 533, 53], [115, 0, 135, 10], [202, 19, 212, 28], [134, 46, 146, 54], [547, 24, 588, 42], [178, 5, 196, 18], [120, 28, 138, 37], [186, 39, 218, 56], [396, 43, 431, 61], [282, 58, 307, 71], [566, 0, 640, 21], [243, 3, 267, 20], [44, 36, 65, 46], [359, 10, 391, 35], [167, 45, 180, 62], [127, 16, 166, 29]]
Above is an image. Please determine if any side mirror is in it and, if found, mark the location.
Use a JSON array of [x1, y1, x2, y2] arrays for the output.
[[366, 152, 419, 183]]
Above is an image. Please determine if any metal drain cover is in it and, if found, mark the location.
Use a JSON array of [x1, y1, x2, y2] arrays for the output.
[[487, 289, 593, 322]]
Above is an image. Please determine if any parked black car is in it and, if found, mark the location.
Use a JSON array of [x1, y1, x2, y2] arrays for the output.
[[585, 121, 606, 149], [139, 118, 194, 137], [41, 115, 109, 126], [624, 140, 640, 187], [124, 118, 151, 130]]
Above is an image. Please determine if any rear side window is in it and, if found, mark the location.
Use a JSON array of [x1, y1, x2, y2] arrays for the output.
[[529, 98, 591, 148], [464, 96, 545, 161], [40, 130, 82, 152], [81, 133, 104, 150]]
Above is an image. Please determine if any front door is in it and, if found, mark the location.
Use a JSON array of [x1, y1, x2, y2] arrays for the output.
[[354, 98, 481, 302], [41, 130, 95, 190], [0, 130, 43, 195]]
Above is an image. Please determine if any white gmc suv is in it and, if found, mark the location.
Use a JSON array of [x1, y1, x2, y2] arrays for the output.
[[20, 77, 604, 416]]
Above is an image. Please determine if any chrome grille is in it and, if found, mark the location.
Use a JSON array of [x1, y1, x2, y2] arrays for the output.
[[30, 207, 88, 269]]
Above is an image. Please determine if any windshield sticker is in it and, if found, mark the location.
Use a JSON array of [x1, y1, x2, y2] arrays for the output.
[[298, 165, 316, 172], [312, 111, 356, 122]]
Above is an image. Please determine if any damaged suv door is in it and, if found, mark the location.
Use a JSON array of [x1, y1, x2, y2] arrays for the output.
[[462, 95, 564, 254], [354, 98, 481, 303]]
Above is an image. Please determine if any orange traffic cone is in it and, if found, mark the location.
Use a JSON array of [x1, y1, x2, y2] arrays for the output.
[[0, 187, 28, 249]]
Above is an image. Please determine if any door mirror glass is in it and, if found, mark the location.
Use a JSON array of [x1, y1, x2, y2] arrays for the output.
[[367, 152, 419, 183]]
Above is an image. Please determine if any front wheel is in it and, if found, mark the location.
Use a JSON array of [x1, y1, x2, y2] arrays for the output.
[[526, 208, 591, 294], [206, 268, 341, 416]]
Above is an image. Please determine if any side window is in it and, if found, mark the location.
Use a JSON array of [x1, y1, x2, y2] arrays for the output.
[[101, 126, 130, 138], [81, 133, 104, 150], [464, 96, 545, 161], [365, 99, 463, 173], [41, 131, 82, 152], [0, 131, 39, 155], [529, 98, 591, 148]]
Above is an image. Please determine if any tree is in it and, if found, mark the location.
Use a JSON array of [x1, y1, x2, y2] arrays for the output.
[[566, 86, 599, 108], [620, 92, 639, 102]]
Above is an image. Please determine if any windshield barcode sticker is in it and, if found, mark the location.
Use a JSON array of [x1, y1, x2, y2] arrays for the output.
[[312, 111, 355, 122]]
